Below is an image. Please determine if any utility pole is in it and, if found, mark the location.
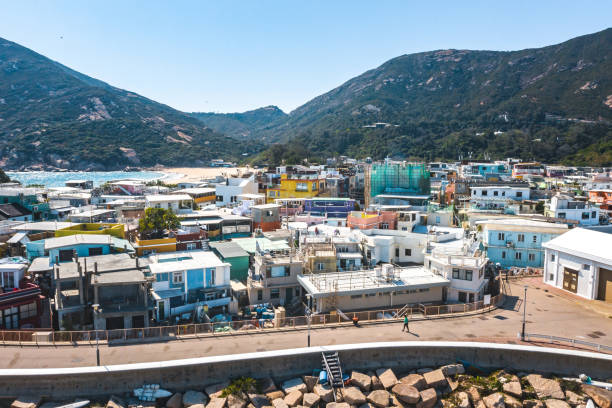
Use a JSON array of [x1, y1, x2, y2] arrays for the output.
[[96, 332, 100, 366], [521, 285, 527, 341], [305, 294, 312, 347]]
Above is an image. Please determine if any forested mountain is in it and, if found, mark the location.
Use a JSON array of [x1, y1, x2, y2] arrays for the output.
[[252, 28, 612, 166], [0, 37, 261, 170], [190, 106, 287, 141]]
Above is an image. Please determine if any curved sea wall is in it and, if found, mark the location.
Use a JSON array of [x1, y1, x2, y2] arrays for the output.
[[0, 342, 610, 398]]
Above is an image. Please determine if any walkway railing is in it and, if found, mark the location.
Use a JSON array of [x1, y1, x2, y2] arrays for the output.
[[1, 293, 504, 346], [524, 333, 612, 353]]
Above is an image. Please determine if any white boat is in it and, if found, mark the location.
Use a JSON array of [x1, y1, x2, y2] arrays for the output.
[[563, 377, 612, 391], [133, 384, 172, 401], [55, 400, 90, 408]]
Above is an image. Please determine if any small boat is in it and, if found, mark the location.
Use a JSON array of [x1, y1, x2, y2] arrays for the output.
[[133, 384, 173, 401], [562, 377, 612, 391], [55, 400, 90, 408]]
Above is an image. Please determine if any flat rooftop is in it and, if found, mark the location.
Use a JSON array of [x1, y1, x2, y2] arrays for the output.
[[298, 266, 449, 298]]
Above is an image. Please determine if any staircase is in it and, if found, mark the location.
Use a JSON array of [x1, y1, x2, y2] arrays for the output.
[[321, 351, 345, 400], [397, 304, 411, 317], [201, 239, 210, 251]]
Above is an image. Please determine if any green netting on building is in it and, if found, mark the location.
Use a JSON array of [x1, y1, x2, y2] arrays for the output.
[[368, 162, 430, 198]]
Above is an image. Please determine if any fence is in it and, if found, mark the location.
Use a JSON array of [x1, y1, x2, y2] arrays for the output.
[[524, 333, 612, 354], [0, 293, 504, 346]]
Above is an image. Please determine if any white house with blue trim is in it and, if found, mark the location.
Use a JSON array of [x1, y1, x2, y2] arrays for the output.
[[148, 250, 231, 321]]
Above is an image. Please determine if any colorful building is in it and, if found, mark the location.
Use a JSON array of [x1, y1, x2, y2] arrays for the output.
[[347, 211, 398, 230], [303, 198, 356, 218], [173, 188, 216, 205], [266, 173, 326, 203], [0, 259, 44, 329], [55, 223, 126, 239], [251, 204, 281, 232]]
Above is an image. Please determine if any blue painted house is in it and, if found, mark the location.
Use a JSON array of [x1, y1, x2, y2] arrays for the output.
[[25, 234, 133, 262], [303, 198, 356, 218], [479, 219, 568, 268], [148, 250, 231, 321]]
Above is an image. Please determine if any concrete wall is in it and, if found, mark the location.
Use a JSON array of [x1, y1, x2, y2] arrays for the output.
[[1, 342, 610, 399]]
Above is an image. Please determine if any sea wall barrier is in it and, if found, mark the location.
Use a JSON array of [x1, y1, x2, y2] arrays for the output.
[[0, 341, 610, 398]]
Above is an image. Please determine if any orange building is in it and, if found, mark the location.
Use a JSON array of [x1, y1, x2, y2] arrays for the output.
[[251, 204, 281, 232], [347, 211, 398, 230]]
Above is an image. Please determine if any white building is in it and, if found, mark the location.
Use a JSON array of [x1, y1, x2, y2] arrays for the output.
[[215, 175, 258, 207], [470, 185, 530, 211], [352, 229, 428, 266], [144, 194, 193, 212], [542, 228, 612, 303], [546, 194, 600, 226]]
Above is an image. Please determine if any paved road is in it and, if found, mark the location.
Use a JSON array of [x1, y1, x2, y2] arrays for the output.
[[0, 279, 610, 369]]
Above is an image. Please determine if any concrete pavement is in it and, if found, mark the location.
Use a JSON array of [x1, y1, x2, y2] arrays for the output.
[[0, 278, 610, 369]]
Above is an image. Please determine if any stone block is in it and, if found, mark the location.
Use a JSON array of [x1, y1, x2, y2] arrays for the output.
[[376, 369, 399, 389], [284, 391, 303, 407], [482, 393, 504, 408], [183, 391, 208, 407], [352, 371, 373, 392], [166, 393, 183, 408], [282, 379, 307, 395], [302, 393, 320, 408], [423, 370, 448, 389], [400, 374, 426, 390], [343, 387, 367, 406], [391, 383, 420, 404], [417, 388, 437, 408], [367, 390, 391, 408]]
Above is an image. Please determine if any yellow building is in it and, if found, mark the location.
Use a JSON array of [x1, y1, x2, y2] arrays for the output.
[[133, 237, 177, 256], [266, 174, 325, 203], [173, 188, 216, 205], [55, 223, 126, 239]]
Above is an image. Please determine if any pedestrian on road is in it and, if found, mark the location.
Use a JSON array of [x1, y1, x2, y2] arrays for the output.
[[402, 315, 409, 332]]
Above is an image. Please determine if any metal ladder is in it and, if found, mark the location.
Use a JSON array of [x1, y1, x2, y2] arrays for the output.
[[397, 304, 410, 317], [321, 351, 345, 401]]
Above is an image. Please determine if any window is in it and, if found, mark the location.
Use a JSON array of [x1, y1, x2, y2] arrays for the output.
[[405, 249, 412, 256], [583, 264, 590, 271], [515, 252, 522, 260], [317, 263, 325, 271], [270, 288, 280, 299], [419, 288, 429, 292], [172, 272, 183, 284], [257, 290, 263, 301], [532, 235, 537, 243], [59, 249, 73, 262], [481, 190, 488, 196], [528, 253, 535, 262], [549, 274, 554, 281], [312, 182, 318, 191], [381, 223, 389, 229], [452, 268, 459, 279], [502, 191, 506, 197], [516, 191, 523, 198], [216, 195, 224, 202], [88, 247, 103, 256], [582, 212, 589, 220], [350, 294, 363, 299], [592, 211, 597, 218], [550, 254, 555, 262], [558, 212, 566, 219], [518, 234, 525, 242], [498, 232, 505, 241], [186, 243, 197, 250], [493, 191, 499, 196], [465, 270, 473, 281], [395, 248, 400, 258], [296, 183, 308, 192], [502, 251, 506, 259], [19, 302, 37, 319]]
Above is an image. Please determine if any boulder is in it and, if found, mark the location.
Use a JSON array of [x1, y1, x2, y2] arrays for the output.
[[302, 393, 320, 408], [423, 370, 447, 389], [467, 387, 482, 403], [260, 379, 278, 394], [343, 387, 367, 406], [417, 388, 437, 408], [371, 375, 385, 391], [207, 398, 227, 408], [166, 393, 183, 408], [284, 391, 303, 407], [227, 394, 248, 408], [503, 394, 522, 408], [376, 369, 399, 389], [313, 384, 334, 404], [523, 401, 545, 408], [367, 390, 391, 408], [582, 385, 612, 408], [272, 399, 289, 408], [391, 383, 420, 404], [267, 392, 285, 401], [482, 393, 505, 408], [282, 379, 308, 395], [457, 392, 471, 408], [206, 382, 231, 400], [441, 364, 465, 377], [502, 382, 522, 399], [400, 374, 426, 390], [525, 375, 564, 400], [326, 404, 350, 408], [302, 377, 318, 393], [12, 397, 42, 408], [249, 395, 270, 408], [544, 401, 570, 408], [565, 391, 585, 406], [352, 371, 373, 392], [105, 396, 125, 408], [183, 391, 208, 407]]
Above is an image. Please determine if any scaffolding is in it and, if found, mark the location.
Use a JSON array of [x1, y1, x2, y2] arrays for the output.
[[365, 162, 431, 207]]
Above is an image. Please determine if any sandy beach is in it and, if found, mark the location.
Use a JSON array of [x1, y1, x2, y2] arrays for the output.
[[159, 166, 253, 183]]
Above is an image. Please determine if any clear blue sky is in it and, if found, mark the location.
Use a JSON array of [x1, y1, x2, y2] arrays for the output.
[[1, 1, 611, 113]]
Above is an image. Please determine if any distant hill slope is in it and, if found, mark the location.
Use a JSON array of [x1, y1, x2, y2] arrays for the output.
[[190, 106, 287, 141], [0, 37, 261, 170], [253, 28, 612, 166]]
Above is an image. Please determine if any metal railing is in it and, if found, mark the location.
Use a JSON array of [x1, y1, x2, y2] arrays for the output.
[[0, 293, 504, 346], [524, 333, 612, 353]]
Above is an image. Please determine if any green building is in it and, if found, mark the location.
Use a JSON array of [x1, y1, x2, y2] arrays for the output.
[[209, 241, 250, 282], [365, 162, 431, 207]]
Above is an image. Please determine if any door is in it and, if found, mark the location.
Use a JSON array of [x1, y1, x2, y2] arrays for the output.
[[563, 268, 578, 293], [597, 268, 612, 303], [285, 287, 293, 304], [106, 316, 124, 330], [458, 291, 467, 303], [132, 315, 145, 328], [469, 293, 475, 303], [158, 301, 165, 321]]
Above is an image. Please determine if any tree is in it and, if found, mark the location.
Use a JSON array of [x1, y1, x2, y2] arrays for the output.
[[138, 208, 180, 239], [0, 168, 10, 184]]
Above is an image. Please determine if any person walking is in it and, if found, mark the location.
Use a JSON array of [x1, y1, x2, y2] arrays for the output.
[[402, 315, 409, 332]]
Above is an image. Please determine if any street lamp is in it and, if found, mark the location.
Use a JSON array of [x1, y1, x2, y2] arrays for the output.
[[521, 285, 527, 341], [305, 294, 312, 347]]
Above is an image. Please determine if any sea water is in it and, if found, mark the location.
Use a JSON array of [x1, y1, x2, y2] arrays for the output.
[[6, 170, 169, 188]]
